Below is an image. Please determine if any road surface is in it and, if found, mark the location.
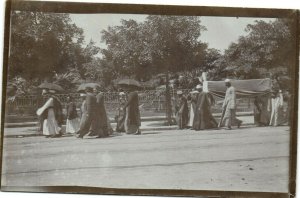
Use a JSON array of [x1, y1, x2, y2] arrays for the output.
[[1, 125, 289, 193]]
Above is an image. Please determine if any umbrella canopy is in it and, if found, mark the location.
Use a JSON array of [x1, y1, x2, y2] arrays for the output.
[[156, 85, 166, 90], [117, 79, 141, 88], [77, 83, 101, 92], [203, 78, 272, 98], [38, 82, 64, 92]]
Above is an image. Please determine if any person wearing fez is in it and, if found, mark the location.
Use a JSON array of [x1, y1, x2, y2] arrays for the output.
[[76, 87, 97, 138], [221, 79, 242, 130]]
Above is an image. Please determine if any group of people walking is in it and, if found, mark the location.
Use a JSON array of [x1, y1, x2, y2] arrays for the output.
[[174, 79, 242, 130], [175, 78, 289, 131], [36, 78, 289, 138], [37, 86, 141, 138], [254, 89, 289, 127]]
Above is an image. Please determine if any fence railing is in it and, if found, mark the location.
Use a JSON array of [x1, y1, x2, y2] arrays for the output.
[[5, 90, 254, 118]]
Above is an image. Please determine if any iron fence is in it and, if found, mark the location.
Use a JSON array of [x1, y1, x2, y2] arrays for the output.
[[5, 90, 254, 118]]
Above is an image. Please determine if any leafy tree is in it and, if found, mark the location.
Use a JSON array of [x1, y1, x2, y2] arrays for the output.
[[9, 11, 91, 82], [141, 15, 208, 74], [8, 11, 102, 94], [101, 19, 152, 81], [223, 18, 293, 79], [101, 16, 208, 81]]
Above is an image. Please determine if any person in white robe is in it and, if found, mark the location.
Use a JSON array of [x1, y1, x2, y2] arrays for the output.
[[65, 95, 80, 134], [269, 90, 284, 126], [37, 89, 62, 138]]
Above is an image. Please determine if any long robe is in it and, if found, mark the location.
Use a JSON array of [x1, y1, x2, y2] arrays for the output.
[[76, 93, 97, 137], [187, 98, 197, 127], [269, 93, 285, 126], [176, 96, 189, 129], [36, 96, 47, 134], [124, 91, 141, 134], [37, 97, 61, 136], [89, 92, 109, 137], [116, 98, 126, 132], [193, 92, 217, 130], [66, 102, 80, 133], [254, 95, 271, 126]]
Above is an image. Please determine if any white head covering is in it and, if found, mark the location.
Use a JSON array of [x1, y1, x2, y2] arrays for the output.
[[80, 93, 86, 97], [177, 90, 183, 95], [196, 84, 202, 89], [119, 92, 126, 96], [190, 90, 199, 94], [49, 89, 56, 94], [42, 89, 48, 95], [225, 79, 231, 83]]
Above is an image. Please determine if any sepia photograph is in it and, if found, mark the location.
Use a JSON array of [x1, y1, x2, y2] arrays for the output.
[[0, 1, 298, 197]]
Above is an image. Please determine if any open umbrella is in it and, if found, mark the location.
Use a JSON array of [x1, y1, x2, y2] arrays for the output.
[[77, 83, 101, 92], [117, 79, 141, 88], [38, 82, 64, 92], [156, 85, 166, 90]]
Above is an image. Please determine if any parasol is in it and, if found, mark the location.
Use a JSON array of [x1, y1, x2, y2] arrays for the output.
[[117, 79, 141, 88], [77, 83, 101, 92], [38, 82, 64, 92]]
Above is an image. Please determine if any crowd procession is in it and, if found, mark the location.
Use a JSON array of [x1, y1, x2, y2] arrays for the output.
[[36, 78, 289, 139]]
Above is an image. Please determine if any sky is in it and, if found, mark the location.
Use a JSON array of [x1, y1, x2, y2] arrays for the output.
[[69, 14, 275, 54]]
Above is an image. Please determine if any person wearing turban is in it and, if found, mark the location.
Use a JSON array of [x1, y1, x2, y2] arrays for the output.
[[221, 79, 242, 130]]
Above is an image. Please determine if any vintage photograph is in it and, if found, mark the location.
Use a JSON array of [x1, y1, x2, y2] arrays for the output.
[[0, 1, 298, 197]]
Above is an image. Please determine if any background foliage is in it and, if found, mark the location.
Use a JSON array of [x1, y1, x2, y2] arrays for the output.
[[7, 11, 294, 95]]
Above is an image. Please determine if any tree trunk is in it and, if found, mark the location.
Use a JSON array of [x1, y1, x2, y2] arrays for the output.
[[165, 71, 173, 125]]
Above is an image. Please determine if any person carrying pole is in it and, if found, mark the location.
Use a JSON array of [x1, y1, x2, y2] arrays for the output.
[[220, 79, 242, 130]]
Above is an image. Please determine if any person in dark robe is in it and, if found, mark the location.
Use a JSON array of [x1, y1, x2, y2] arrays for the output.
[[253, 95, 271, 126], [175, 91, 189, 129], [123, 87, 141, 135], [115, 92, 127, 132], [49, 90, 64, 137], [76, 87, 97, 138], [283, 89, 291, 125], [187, 91, 198, 128], [89, 87, 109, 138], [193, 88, 218, 130]]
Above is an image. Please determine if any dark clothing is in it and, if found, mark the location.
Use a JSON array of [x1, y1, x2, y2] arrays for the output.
[[124, 91, 141, 134], [193, 92, 217, 130], [254, 96, 270, 126], [77, 93, 97, 137], [90, 93, 109, 137], [67, 102, 78, 120], [124, 91, 141, 126], [52, 96, 63, 127], [176, 96, 189, 129]]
